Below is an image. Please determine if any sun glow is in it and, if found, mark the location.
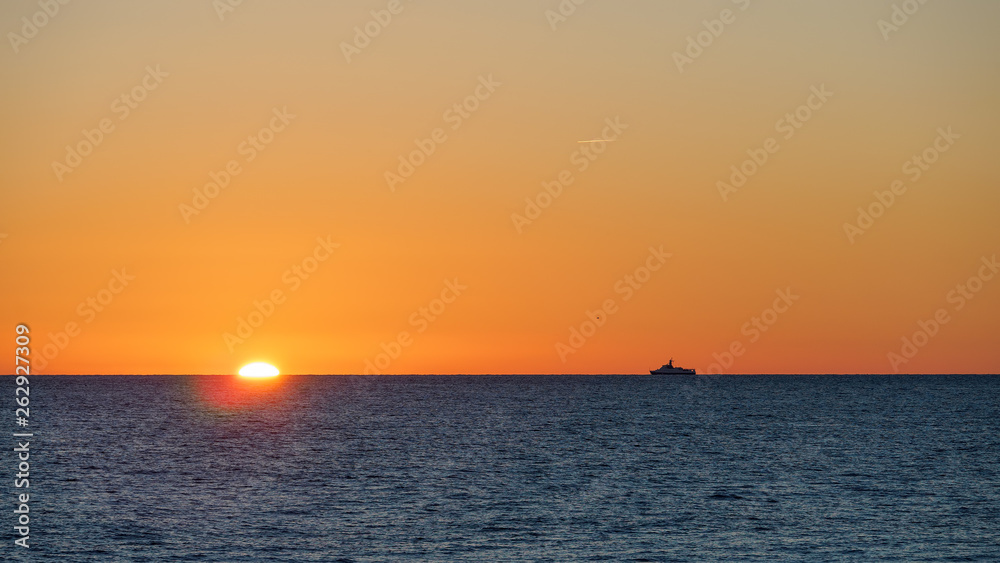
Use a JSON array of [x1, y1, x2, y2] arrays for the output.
[[238, 362, 279, 378]]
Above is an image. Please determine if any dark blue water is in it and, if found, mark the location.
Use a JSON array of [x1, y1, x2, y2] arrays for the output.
[[6, 374, 999, 561]]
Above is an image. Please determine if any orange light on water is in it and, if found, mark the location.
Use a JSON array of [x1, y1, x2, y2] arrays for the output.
[[188, 371, 285, 412]]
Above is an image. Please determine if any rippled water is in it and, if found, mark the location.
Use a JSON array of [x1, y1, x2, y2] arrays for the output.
[[6, 374, 999, 561]]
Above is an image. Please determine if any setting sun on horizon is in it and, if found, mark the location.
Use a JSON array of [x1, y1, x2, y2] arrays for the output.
[[238, 362, 280, 378]]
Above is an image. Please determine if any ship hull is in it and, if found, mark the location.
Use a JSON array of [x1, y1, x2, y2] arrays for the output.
[[649, 368, 696, 375]]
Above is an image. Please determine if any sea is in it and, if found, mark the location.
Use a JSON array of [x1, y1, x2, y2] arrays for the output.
[[5, 374, 999, 561]]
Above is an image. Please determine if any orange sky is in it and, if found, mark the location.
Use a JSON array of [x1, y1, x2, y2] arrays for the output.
[[2, 0, 999, 375]]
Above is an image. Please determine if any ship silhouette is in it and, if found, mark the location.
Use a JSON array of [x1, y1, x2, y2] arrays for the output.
[[650, 358, 696, 375]]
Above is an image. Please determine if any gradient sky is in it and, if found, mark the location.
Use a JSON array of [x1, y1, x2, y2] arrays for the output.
[[2, 0, 998, 375]]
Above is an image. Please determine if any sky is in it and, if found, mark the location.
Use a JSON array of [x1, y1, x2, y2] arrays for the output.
[[1, 0, 998, 375]]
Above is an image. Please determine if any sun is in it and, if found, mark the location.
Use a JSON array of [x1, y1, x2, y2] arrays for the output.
[[238, 362, 279, 378]]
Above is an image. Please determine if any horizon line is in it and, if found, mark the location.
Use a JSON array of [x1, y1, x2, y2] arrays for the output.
[[8, 373, 999, 377]]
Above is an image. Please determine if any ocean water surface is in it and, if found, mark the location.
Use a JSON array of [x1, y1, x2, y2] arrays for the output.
[[7, 374, 999, 561]]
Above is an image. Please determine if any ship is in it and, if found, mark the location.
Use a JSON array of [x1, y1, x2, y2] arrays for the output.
[[650, 358, 696, 375]]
